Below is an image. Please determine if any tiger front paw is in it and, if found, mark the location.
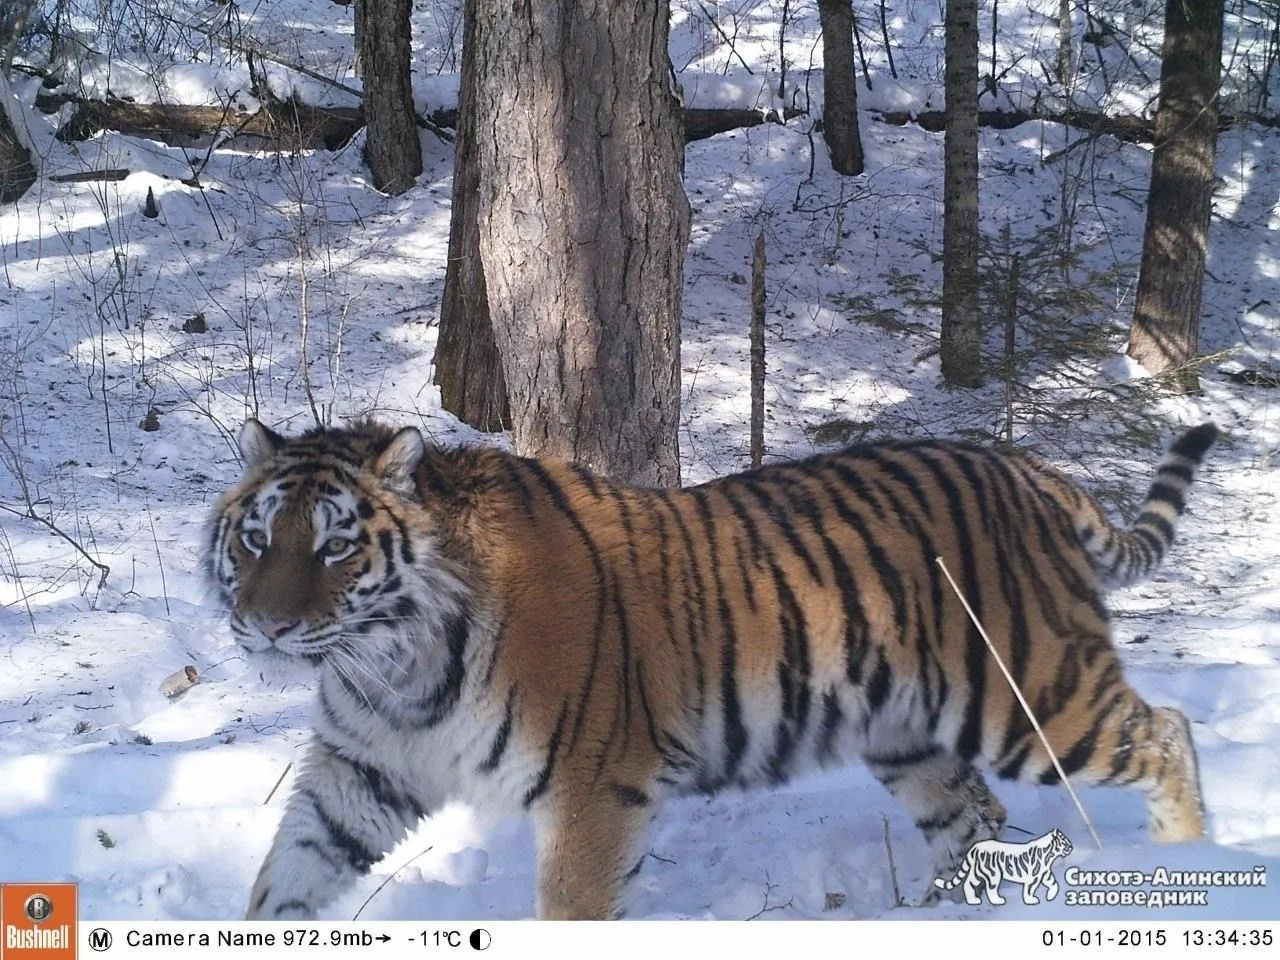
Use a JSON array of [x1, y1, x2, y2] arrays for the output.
[[246, 882, 318, 921]]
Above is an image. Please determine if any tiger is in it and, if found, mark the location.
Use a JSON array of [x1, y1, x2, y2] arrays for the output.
[[932, 828, 1073, 906], [208, 418, 1217, 920]]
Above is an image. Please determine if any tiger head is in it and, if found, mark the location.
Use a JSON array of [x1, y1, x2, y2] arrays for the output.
[[208, 419, 457, 662], [1050, 828, 1073, 858]]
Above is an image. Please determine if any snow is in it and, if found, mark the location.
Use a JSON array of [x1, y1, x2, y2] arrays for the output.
[[1, 0, 1278, 926]]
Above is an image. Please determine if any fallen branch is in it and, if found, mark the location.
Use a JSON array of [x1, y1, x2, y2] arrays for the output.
[[48, 168, 131, 183], [874, 106, 1273, 144], [0, 501, 109, 590], [876, 107, 1155, 142]]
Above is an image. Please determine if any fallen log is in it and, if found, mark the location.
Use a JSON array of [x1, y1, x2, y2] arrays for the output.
[[875, 107, 1266, 144], [875, 108, 1156, 142], [37, 92, 366, 150], [36, 93, 806, 150], [48, 168, 131, 182]]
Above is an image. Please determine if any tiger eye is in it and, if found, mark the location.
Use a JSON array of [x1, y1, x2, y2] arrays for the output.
[[243, 529, 268, 551], [321, 537, 350, 557]]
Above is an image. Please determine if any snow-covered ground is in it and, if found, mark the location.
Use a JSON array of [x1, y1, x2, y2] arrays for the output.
[[1, 0, 1278, 924]]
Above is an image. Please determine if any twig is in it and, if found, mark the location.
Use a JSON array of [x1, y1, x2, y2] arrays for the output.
[[0, 502, 109, 590], [145, 502, 171, 617], [263, 762, 294, 805], [154, 8, 362, 100], [0, 523, 36, 633], [745, 876, 794, 920], [351, 846, 435, 921], [151, 8, 453, 142], [935, 556, 1103, 849], [882, 815, 903, 907], [697, 1, 754, 74]]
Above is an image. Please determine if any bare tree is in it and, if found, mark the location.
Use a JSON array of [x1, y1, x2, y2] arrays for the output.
[[1127, 0, 1224, 392], [443, 0, 689, 485], [356, 0, 421, 194], [818, 0, 865, 175], [942, 0, 982, 387]]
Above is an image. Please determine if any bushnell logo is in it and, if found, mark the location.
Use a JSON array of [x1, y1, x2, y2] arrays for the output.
[[1, 883, 78, 959]]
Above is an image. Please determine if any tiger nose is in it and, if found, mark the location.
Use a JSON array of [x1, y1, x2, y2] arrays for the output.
[[258, 618, 301, 640]]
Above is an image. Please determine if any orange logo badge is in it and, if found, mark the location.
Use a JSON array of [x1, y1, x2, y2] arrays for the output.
[[1, 884, 77, 960]]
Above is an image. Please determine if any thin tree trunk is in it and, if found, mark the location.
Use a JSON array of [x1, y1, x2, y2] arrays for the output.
[[356, 0, 421, 194], [819, 0, 865, 176], [750, 231, 766, 469], [851, 8, 873, 91], [941, 0, 982, 387], [879, 0, 898, 80], [1057, 0, 1073, 85], [1127, 0, 1223, 392], [435, 0, 509, 432], [470, 0, 690, 485]]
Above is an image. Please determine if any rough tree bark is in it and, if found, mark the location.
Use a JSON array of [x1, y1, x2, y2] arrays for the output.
[[0, 0, 37, 204], [1, 0, 37, 66], [464, 0, 690, 486], [434, 0, 509, 433], [1127, 0, 1224, 392], [0, 80, 36, 204], [941, 0, 982, 387], [818, 0, 865, 175], [1056, 0, 1073, 86], [356, 0, 420, 194]]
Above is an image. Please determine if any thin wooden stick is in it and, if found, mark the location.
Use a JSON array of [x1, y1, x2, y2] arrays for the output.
[[881, 815, 903, 907], [263, 762, 293, 805], [935, 556, 1103, 850], [351, 846, 434, 921]]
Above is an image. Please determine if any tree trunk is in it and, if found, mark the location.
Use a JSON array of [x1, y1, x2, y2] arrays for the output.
[[434, 0, 509, 432], [818, 0, 865, 175], [1056, 0, 1073, 86], [353, 0, 364, 79], [469, 0, 690, 486], [1127, 0, 1223, 392], [0, 80, 36, 204], [356, 0, 421, 194], [2, 0, 41, 207], [1, 0, 37, 67], [941, 0, 982, 387]]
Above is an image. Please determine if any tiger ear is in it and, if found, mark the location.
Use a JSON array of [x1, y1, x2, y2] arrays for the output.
[[238, 419, 285, 468], [374, 427, 425, 494]]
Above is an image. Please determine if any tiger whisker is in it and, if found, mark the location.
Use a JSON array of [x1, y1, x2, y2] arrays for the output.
[[326, 652, 380, 714], [330, 646, 413, 704]]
